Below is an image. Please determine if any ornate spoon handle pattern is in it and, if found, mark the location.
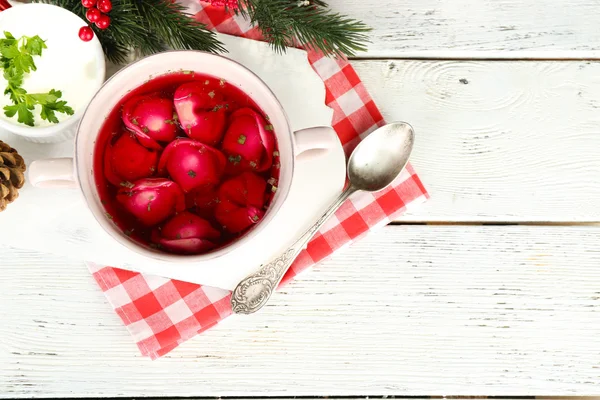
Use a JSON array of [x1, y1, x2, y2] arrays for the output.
[[231, 187, 355, 314]]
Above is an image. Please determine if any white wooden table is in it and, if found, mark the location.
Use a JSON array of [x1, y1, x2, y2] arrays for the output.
[[2, 0, 600, 396]]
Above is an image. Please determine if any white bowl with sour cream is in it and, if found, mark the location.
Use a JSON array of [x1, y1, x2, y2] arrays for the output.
[[0, 3, 105, 143]]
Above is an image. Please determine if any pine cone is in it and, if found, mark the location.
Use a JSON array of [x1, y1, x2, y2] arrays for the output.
[[0, 140, 26, 212]]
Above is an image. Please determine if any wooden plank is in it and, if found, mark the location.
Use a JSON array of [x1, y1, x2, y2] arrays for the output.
[[2, 225, 599, 397], [350, 60, 600, 222], [331, 0, 600, 58]]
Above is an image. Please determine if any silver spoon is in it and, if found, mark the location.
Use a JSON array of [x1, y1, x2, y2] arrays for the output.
[[231, 122, 415, 314]]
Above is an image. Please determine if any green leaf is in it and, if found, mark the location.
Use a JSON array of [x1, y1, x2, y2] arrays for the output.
[[40, 105, 58, 123], [3, 31, 15, 40], [14, 52, 36, 73], [40, 100, 74, 123], [29, 92, 59, 104], [4, 103, 34, 126], [25, 35, 46, 57], [0, 42, 19, 59], [3, 104, 17, 118], [6, 85, 26, 104], [4, 67, 23, 88]]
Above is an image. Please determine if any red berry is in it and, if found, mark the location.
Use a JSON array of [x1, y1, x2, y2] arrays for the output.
[[95, 14, 111, 30], [97, 0, 112, 13], [86, 7, 101, 23], [81, 0, 97, 8], [78, 26, 94, 42]]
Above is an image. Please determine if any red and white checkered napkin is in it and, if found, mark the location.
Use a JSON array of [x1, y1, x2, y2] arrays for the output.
[[86, 2, 429, 359]]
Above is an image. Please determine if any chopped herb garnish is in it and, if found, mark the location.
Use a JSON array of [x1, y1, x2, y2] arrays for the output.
[[141, 126, 149, 133], [120, 181, 135, 188], [131, 118, 139, 125], [249, 161, 257, 169], [188, 170, 197, 178], [271, 185, 278, 193], [228, 154, 242, 165], [147, 196, 154, 211], [267, 177, 277, 185], [273, 151, 280, 157], [105, 212, 113, 220], [208, 91, 215, 99], [265, 124, 274, 131], [183, 70, 192, 75], [219, 79, 226, 86], [124, 229, 133, 236], [237, 134, 246, 144], [164, 119, 174, 124], [176, 233, 182, 239], [251, 215, 260, 222], [204, 80, 210, 85]]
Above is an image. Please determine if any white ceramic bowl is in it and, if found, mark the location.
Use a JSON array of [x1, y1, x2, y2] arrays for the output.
[[0, 3, 105, 143], [29, 51, 338, 286]]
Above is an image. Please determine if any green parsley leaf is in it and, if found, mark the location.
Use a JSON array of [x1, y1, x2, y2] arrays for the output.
[[13, 52, 35, 73], [24, 35, 46, 57], [4, 103, 34, 126], [0, 42, 19, 59], [29, 92, 59, 104], [1, 31, 72, 127], [40, 98, 74, 124]]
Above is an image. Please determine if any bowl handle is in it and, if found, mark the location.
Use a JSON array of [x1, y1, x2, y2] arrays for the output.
[[29, 158, 78, 189], [293, 126, 341, 162]]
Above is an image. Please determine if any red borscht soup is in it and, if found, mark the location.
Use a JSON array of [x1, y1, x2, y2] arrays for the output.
[[93, 71, 280, 255]]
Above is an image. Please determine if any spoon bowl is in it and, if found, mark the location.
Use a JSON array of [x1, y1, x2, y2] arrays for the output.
[[348, 122, 415, 192]]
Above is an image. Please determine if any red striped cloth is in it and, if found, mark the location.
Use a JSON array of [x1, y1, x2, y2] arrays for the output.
[[86, 2, 429, 359]]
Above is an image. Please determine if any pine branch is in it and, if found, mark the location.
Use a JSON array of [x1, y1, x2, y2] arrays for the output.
[[100, 0, 166, 60], [134, 0, 226, 54], [34, 0, 369, 59], [34, 0, 225, 63], [237, 0, 371, 57]]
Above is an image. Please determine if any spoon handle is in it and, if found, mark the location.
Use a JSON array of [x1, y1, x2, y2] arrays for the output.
[[231, 187, 356, 314]]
